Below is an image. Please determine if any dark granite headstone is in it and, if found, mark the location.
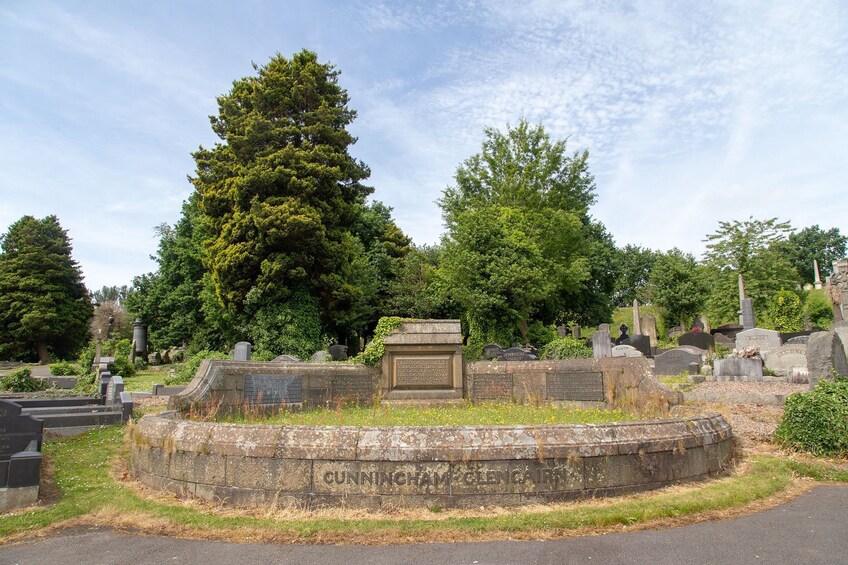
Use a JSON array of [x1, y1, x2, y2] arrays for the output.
[[615, 324, 630, 345], [328, 344, 348, 361], [500, 347, 535, 361], [779, 330, 816, 344], [545, 372, 604, 401], [482, 344, 504, 360], [678, 331, 715, 351], [712, 324, 743, 340], [654, 348, 702, 376], [0, 399, 43, 488], [244, 374, 303, 404], [624, 334, 651, 357]]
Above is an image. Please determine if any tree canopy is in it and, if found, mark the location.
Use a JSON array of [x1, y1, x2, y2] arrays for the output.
[[0, 215, 92, 362], [775, 225, 846, 284], [647, 248, 707, 329], [438, 120, 598, 347]]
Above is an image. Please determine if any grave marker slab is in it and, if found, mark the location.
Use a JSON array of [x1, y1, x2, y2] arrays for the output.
[[624, 334, 651, 357], [546, 372, 604, 402], [482, 344, 504, 360], [233, 341, 252, 361], [736, 328, 781, 355], [764, 344, 808, 376], [330, 374, 375, 401], [806, 331, 848, 386], [500, 347, 535, 361], [611, 345, 642, 357], [328, 344, 348, 361], [243, 375, 303, 404], [592, 329, 612, 359], [654, 348, 702, 376], [273, 354, 302, 362], [713, 357, 763, 381], [471, 375, 514, 403], [678, 331, 715, 351], [640, 315, 658, 347]]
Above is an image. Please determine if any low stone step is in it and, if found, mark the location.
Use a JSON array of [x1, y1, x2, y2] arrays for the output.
[[22, 405, 113, 416], [381, 399, 468, 408], [383, 389, 463, 400], [27, 411, 123, 428], [9, 397, 99, 408]]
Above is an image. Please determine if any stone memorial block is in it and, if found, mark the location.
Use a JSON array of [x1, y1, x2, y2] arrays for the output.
[[545, 371, 604, 402], [624, 334, 651, 357], [611, 345, 642, 357], [713, 333, 734, 347], [471, 375, 514, 403], [676, 345, 707, 357], [273, 354, 302, 362], [806, 331, 848, 386], [0, 398, 43, 509], [736, 328, 781, 355], [311, 350, 332, 363], [330, 373, 376, 401], [640, 315, 658, 347], [764, 344, 808, 376], [598, 323, 610, 333], [832, 321, 848, 360], [713, 324, 743, 340], [98, 371, 112, 398], [779, 330, 815, 344], [741, 297, 756, 329], [500, 347, 535, 361], [556, 326, 567, 338], [132, 319, 147, 359], [713, 357, 763, 381], [233, 341, 252, 361], [789, 367, 810, 384], [147, 351, 161, 365], [328, 344, 348, 361], [786, 336, 810, 345], [482, 344, 504, 360], [244, 375, 303, 404], [382, 320, 463, 397], [571, 324, 581, 339], [615, 324, 630, 345], [678, 331, 715, 351], [654, 348, 702, 376], [105, 375, 125, 406], [591, 330, 612, 359]]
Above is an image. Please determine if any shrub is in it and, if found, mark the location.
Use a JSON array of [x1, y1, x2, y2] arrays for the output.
[[352, 317, 407, 367], [805, 289, 834, 329], [774, 377, 848, 457], [527, 322, 557, 349], [540, 336, 593, 360], [1, 368, 45, 392], [165, 349, 229, 385], [49, 360, 79, 376], [765, 290, 804, 332]]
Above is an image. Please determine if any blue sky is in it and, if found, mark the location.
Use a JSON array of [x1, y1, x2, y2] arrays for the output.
[[2, 1, 846, 290]]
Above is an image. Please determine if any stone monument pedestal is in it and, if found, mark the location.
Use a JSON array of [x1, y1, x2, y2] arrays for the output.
[[381, 320, 464, 402]]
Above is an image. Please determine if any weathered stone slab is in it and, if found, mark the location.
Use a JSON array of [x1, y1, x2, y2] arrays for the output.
[[243, 375, 303, 404], [713, 333, 734, 347], [545, 372, 604, 401], [328, 344, 348, 361], [764, 344, 807, 376], [330, 373, 375, 400], [735, 328, 781, 355], [623, 334, 651, 357], [471, 375, 514, 403], [806, 331, 848, 386], [273, 354, 301, 362], [832, 322, 848, 361], [382, 319, 463, 345], [786, 336, 810, 345], [482, 344, 504, 360], [611, 345, 642, 358], [713, 357, 763, 381], [233, 341, 251, 361], [311, 351, 331, 363], [592, 329, 612, 359], [678, 331, 714, 351], [640, 315, 658, 347], [500, 348, 535, 361], [654, 348, 702, 376]]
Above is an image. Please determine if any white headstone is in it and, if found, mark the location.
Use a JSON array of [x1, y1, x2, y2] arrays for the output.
[[736, 328, 781, 355], [764, 344, 808, 376], [611, 344, 642, 358]]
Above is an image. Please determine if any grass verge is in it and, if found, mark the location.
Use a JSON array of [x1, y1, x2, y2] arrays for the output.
[[1, 425, 846, 545]]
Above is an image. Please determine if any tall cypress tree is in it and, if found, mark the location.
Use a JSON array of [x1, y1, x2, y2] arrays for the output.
[[191, 50, 373, 352], [0, 215, 92, 362]]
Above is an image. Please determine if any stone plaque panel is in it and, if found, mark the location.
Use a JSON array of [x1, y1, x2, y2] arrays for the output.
[[243, 375, 303, 404], [654, 348, 702, 376], [472, 375, 514, 403], [764, 344, 807, 376], [736, 328, 781, 354], [330, 374, 375, 400], [393, 356, 452, 389], [545, 372, 604, 401]]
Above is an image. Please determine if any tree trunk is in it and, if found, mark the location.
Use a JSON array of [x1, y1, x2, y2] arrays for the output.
[[36, 341, 51, 364], [519, 319, 529, 345]]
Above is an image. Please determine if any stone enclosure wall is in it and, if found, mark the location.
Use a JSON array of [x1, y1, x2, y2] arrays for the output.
[[131, 412, 733, 509]]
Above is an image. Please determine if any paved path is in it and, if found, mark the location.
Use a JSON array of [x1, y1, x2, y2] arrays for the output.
[[2, 486, 846, 564]]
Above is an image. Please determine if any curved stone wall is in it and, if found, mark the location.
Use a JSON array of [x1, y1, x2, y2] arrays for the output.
[[130, 413, 733, 509]]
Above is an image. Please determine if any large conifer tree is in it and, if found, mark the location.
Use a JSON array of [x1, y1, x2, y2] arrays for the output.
[[0, 215, 92, 362]]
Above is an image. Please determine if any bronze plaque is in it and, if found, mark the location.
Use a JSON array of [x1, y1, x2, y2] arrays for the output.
[[393, 356, 452, 389], [472, 375, 513, 403], [545, 372, 604, 401]]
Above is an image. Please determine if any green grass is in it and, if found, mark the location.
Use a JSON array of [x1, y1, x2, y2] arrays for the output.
[[0, 426, 845, 543], [213, 402, 637, 426], [122, 369, 169, 392]]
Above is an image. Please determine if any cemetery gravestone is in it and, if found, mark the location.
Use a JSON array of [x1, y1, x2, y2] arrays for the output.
[[273, 354, 301, 362], [654, 348, 702, 376], [500, 347, 535, 361], [0, 399, 43, 510], [328, 344, 348, 361], [591, 328, 612, 359], [713, 333, 734, 347], [471, 375, 514, 403], [779, 330, 816, 344], [598, 323, 610, 333], [832, 321, 848, 360], [713, 358, 763, 381], [640, 315, 658, 348], [233, 341, 252, 361], [311, 350, 332, 363], [611, 344, 642, 357], [806, 331, 848, 387], [713, 324, 743, 340], [616, 324, 629, 345], [786, 336, 810, 345], [624, 334, 651, 357], [545, 371, 604, 402], [678, 331, 715, 351], [741, 298, 756, 330], [736, 328, 781, 355], [556, 326, 567, 338], [764, 344, 808, 376], [482, 344, 504, 360]]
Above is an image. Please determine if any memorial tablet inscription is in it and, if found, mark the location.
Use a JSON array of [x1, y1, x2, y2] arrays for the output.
[[330, 374, 375, 400], [394, 356, 452, 388], [472, 375, 514, 403], [545, 372, 604, 402], [244, 375, 303, 404]]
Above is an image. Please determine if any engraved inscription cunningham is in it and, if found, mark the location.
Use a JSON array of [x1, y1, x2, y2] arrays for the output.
[[394, 356, 452, 388], [546, 372, 604, 402]]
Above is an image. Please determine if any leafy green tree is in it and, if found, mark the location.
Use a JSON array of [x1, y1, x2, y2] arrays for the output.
[[646, 248, 707, 329], [764, 290, 804, 332], [386, 245, 457, 319], [438, 120, 595, 346], [775, 225, 847, 284], [191, 50, 374, 346], [0, 215, 92, 362], [703, 217, 800, 325], [612, 244, 658, 307]]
